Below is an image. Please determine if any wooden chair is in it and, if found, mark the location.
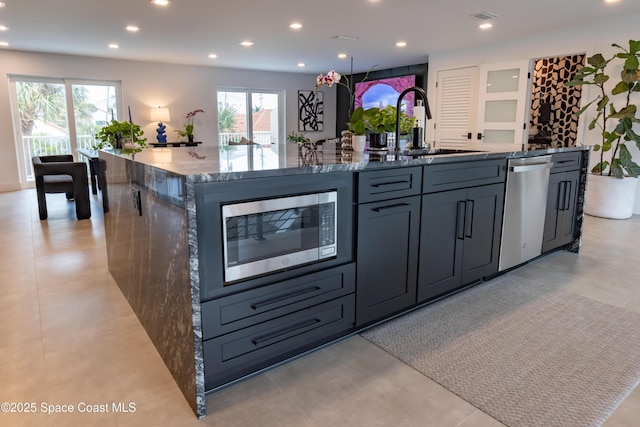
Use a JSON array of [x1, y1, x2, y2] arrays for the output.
[[32, 155, 91, 220]]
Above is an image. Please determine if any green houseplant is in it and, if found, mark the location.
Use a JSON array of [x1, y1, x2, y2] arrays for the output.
[[364, 105, 417, 150], [566, 40, 640, 178], [565, 39, 640, 219], [95, 119, 147, 150], [286, 130, 310, 144]]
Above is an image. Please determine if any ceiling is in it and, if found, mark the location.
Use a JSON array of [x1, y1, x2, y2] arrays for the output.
[[0, 0, 637, 74]]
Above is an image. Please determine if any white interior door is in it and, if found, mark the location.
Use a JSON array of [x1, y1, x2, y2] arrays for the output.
[[434, 66, 478, 150], [476, 60, 531, 152]]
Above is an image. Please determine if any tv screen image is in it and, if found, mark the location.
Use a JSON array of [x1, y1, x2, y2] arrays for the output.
[[354, 75, 416, 116]]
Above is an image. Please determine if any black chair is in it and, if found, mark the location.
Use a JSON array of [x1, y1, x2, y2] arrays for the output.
[[32, 155, 91, 220]]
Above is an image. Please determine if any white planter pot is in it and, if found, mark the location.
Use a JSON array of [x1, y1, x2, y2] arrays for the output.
[[352, 135, 367, 152], [585, 174, 638, 219]]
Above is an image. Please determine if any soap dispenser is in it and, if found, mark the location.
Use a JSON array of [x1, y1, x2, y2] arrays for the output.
[[411, 100, 425, 149]]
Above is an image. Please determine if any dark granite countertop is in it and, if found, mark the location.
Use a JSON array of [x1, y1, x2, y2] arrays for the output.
[[105, 143, 589, 183]]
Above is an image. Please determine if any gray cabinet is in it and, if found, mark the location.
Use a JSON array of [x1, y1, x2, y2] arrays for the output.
[[356, 196, 420, 326], [418, 160, 506, 303], [355, 167, 422, 326], [542, 152, 582, 253], [202, 264, 355, 390]]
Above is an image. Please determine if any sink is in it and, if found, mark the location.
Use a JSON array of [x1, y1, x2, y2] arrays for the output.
[[389, 148, 481, 157]]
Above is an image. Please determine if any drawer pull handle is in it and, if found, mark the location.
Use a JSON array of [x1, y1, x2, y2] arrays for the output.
[[371, 180, 410, 188], [251, 286, 321, 310], [251, 318, 321, 346], [372, 203, 409, 213]]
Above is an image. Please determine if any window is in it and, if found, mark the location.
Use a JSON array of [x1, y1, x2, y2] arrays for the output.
[[217, 88, 284, 172]]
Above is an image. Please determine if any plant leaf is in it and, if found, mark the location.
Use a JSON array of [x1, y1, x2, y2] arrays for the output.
[[593, 144, 601, 152], [612, 80, 633, 95], [610, 159, 625, 179], [587, 53, 608, 68], [593, 73, 610, 85], [610, 105, 637, 119], [624, 55, 639, 72], [621, 68, 638, 84], [591, 161, 608, 174]]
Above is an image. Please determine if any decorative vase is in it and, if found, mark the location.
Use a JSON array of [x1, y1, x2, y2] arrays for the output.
[[188, 134, 194, 143], [585, 174, 638, 219], [352, 135, 366, 152], [340, 130, 353, 151], [368, 133, 388, 151]]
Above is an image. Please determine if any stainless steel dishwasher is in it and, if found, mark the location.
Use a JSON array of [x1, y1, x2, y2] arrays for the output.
[[499, 155, 553, 271]]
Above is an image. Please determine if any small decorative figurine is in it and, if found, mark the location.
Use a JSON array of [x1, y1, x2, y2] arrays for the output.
[[156, 122, 167, 143]]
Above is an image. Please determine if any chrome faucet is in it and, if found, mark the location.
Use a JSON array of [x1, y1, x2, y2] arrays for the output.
[[395, 86, 432, 150]]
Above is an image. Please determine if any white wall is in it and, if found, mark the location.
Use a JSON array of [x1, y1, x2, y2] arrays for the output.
[[0, 51, 336, 191], [426, 14, 640, 214]]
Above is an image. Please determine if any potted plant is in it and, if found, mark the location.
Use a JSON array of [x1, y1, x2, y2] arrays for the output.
[[95, 119, 147, 150], [347, 106, 367, 151], [364, 105, 417, 150], [566, 39, 640, 219], [286, 130, 310, 145], [175, 109, 204, 142]]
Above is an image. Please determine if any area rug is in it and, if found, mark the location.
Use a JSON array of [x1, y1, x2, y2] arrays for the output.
[[360, 275, 640, 427]]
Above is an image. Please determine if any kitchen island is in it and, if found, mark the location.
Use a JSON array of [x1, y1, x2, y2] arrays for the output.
[[100, 143, 589, 418]]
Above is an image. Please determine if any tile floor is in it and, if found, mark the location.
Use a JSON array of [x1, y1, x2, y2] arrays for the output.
[[0, 188, 638, 426]]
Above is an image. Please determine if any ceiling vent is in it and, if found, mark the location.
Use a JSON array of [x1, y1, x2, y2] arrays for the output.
[[332, 35, 359, 41], [472, 11, 499, 20]]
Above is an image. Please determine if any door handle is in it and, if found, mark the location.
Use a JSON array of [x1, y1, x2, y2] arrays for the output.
[[563, 181, 572, 211], [511, 163, 553, 173], [464, 200, 474, 238], [477, 133, 483, 140], [456, 201, 466, 240], [558, 181, 566, 211]]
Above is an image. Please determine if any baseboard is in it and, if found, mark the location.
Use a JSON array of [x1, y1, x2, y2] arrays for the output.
[[0, 182, 22, 192]]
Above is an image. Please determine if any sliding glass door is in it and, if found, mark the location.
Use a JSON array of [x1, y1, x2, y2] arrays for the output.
[[10, 76, 121, 184]]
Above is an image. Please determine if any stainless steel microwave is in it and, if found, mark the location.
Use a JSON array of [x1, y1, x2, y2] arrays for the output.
[[221, 191, 338, 283]]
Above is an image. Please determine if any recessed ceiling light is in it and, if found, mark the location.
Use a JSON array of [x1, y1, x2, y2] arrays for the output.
[[0, 25, 8, 31], [396, 41, 407, 47], [240, 41, 254, 47], [338, 53, 348, 59], [479, 23, 493, 29], [0, 41, 10, 47], [0, 2, 5, 8], [126, 26, 140, 32], [604, 0, 620, 3], [108, 43, 119, 49], [297, 62, 305, 67], [150, 0, 169, 5], [208, 53, 218, 59], [290, 23, 302, 30]]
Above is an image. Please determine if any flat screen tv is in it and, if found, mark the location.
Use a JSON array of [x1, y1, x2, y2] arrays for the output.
[[354, 75, 416, 116]]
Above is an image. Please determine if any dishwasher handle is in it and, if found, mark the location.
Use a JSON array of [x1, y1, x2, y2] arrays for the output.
[[510, 162, 553, 173]]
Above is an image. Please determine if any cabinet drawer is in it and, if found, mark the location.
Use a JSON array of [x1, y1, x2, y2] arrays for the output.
[[357, 167, 422, 203], [202, 263, 355, 340], [204, 294, 355, 389], [423, 159, 506, 193], [551, 152, 582, 173]]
